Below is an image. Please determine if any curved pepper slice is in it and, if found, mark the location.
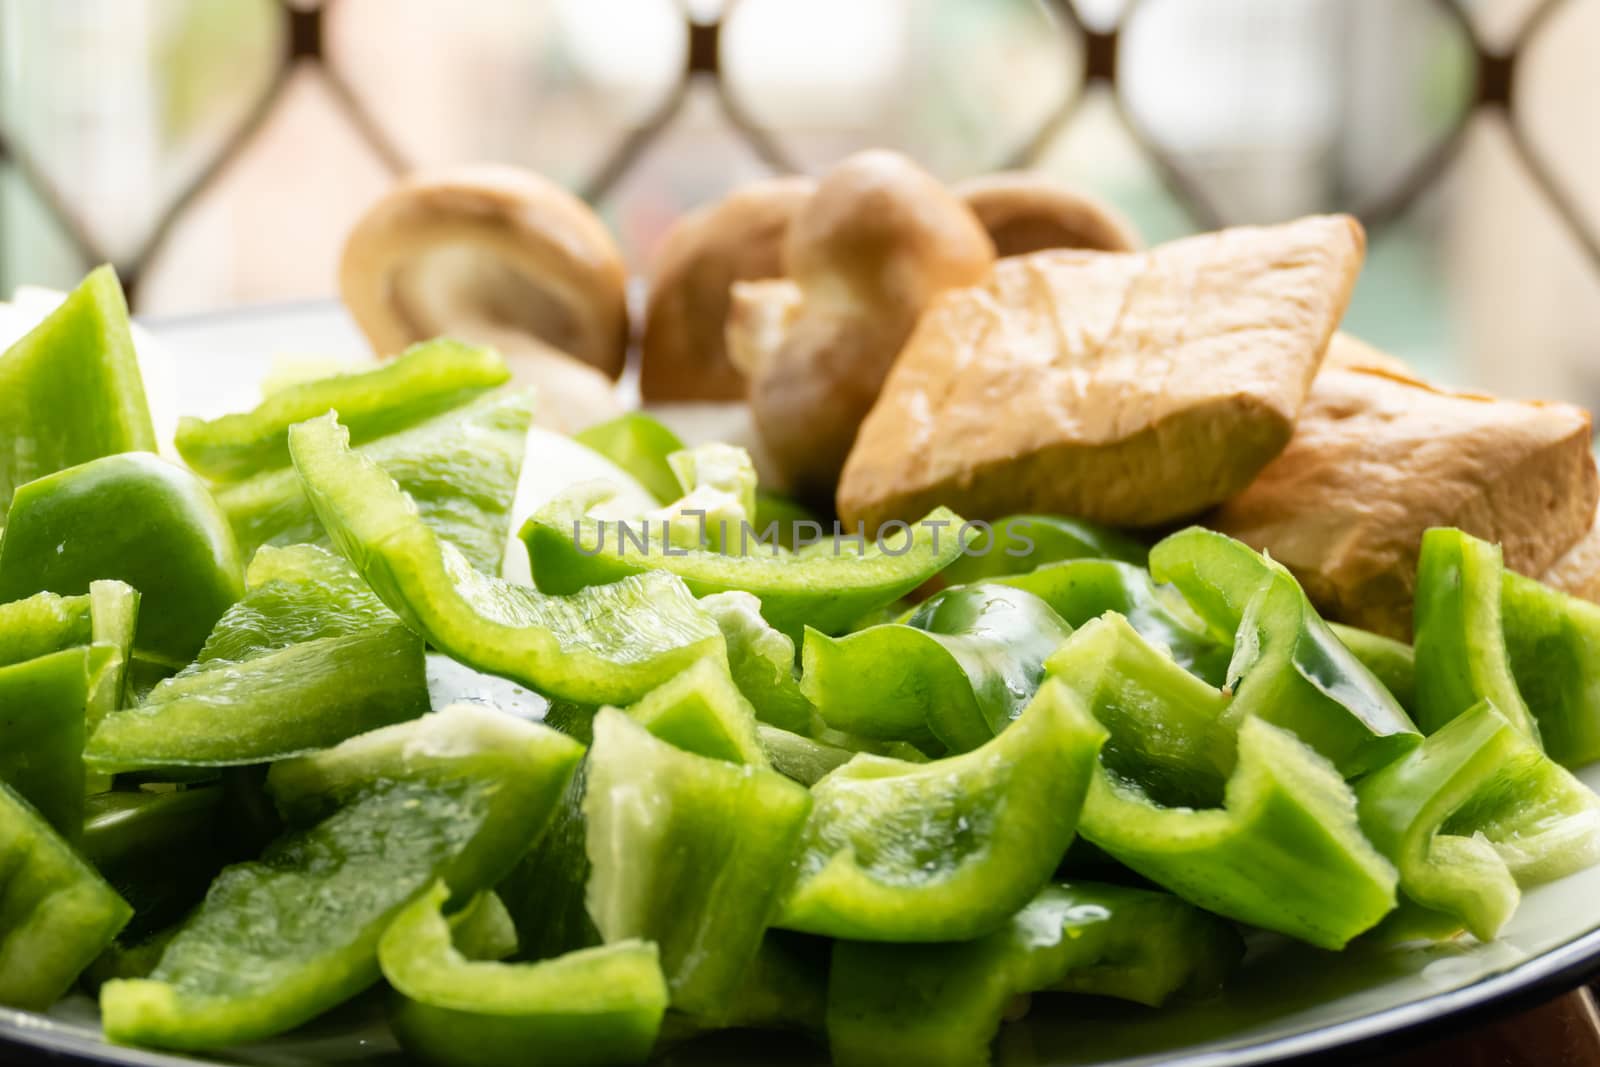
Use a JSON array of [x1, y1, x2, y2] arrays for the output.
[[758, 725, 857, 787], [991, 558, 1231, 686], [100, 705, 582, 1051], [1356, 700, 1600, 941], [0, 645, 117, 834], [1330, 621, 1416, 714], [1150, 527, 1419, 777], [1050, 615, 1398, 948], [572, 411, 688, 504], [176, 339, 509, 481], [380, 880, 669, 1067], [522, 487, 962, 639], [219, 389, 533, 573], [0, 265, 155, 510], [939, 514, 1148, 584], [1500, 569, 1600, 766], [700, 591, 814, 734], [826, 881, 1241, 1067], [0, 454, 243, 664], [1413, 527, 1538, 742], [83, 787, 230, 941], [778, 678, 1105, 942], [288, 413, 721, 705], [86, 544, 429, 771], [584, 708, 811, 1019], [624, 657, 768, 767], [0, 780, 132, 1009], [802, 584, 1075, 753]]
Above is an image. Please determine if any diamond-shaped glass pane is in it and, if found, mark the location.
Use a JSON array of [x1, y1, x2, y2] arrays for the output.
[[1512, 0, 1600, 240]]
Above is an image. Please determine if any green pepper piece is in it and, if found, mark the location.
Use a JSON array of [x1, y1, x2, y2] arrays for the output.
[[802, 584, 1074, 753], [827, 881, 1241, 1067], [752, 490, 824, 552], [940, 514, 1148, 585], [86, 544, 429, 772], [522, 487, 963, 640], [288, 412, 721, 705], [991, 558, 1231, 686], [0, 454, 243, 664], [654, 442, 759, 552], [496, 763, 599, 964], [0, 580, 136, 727], [1413, 527, 1538, 742], [624, 657, 768, 767], [778, 678, 1105, 942], [0, 265, 155, 510], [380, 880, 669, 1067], [584, 707, 811, 1018], [700, 591, 814, 734], [176, 339, 510, 481], [82, 787, 229, 940], [100, 705, 583, 1051], [1150, 527, 1419, 776], [1501, 569, 1600, 766], [0, 645, 118, 835], [573, 412, 687, 504], [1356, 700, 1600, 941], [758, 725, 857, 787], [218, 389, 532, 573], [0, 780, 132, 1009], [1330, 621, 1416, 713]]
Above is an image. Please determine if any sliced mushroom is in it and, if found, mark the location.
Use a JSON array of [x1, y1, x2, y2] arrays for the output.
[[339, 164, 628, 432], [726, 150, 994, 499], [955, 171, 1141, 257], [641, 176, 815, 403]]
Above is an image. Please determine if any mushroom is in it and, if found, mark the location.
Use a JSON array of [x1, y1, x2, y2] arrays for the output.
[[640, 176, 815, 403], [726, 150, 994, 500], [955, 171, 1140, 257], [339, 164, 628, 432]]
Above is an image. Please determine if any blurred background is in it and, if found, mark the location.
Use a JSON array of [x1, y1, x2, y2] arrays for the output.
[[0, 0, 1596, 406]]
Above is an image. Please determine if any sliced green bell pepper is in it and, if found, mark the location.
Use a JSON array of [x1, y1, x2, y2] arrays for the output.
[[288, 413, 721, 705], [802, 584, 1074, 754], [82, 787, 230, 941], [1413, 528, 1538, 742], [496, 761, 598, 964], [827, 881, 1242, 1067], [1150, 527, 1419, 777], [700, 591, 813, 734], [0, 453, 243, 664], [0, 779, 131, 1009], [1356, 700, 1600, 941], [100, 705, 582, 1051], [0, 265, 155, 511], [939, 514, 1148, 585], [778, 678, 1106, 942], [1050, 615, 1398, 948], [573, 412, 687, 505], [757, 725, 857, 786], [1330, 621, 1416, 714], [176, 338, 509, 481], [380, 880, 669, 1067], [86, 544, 428, 771], [0, 644, 116, 834], [219, 389, 532, 573], [583, 707, 811, 1019], [652, 442, 759, 552], [1501, 569, 1600, 766], [522, 485, 962, 639], [624, 657, 768, 767]]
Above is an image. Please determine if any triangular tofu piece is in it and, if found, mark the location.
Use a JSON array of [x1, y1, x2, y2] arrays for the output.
[[837, 215, 1365, 531], [1212, 334, 1598, 638]]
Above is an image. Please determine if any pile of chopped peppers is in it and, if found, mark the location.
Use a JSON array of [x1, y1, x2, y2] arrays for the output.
[[3, 269, 1600, 1067]]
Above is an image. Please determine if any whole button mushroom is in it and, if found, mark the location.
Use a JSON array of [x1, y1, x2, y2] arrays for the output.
[[339, 165, 628, 433], [955, 171, 1141, 257]]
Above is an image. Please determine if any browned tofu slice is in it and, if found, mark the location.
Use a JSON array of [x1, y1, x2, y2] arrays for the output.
[[1211, 335, 1599, 638], [836, 215, 1366, 531], [1543, 501, 1600, 604]]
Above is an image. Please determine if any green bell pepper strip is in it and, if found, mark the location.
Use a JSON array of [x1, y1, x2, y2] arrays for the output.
[[573, 412, 687, 504], [219, 389, 532, 573], [826, 881, 1242, 1067], [0, 453, 243, 664], [699, 591, 814, 734], [658, 930, 831, 1045], [0, 779, 132, 1009], [990, 558, 1231, 686], [1331, 621, 1416, 714], [778, 678, 1106, 942], [522, 486, 963, 640], [1501, 569, 1600, 766], [288, 412, 722, 705], [0, 645, 117, 835], [1355, 700, 1600, 941], [99, 705, 583, 1051], [624, 656, 768, 767], [0, 580, 136, 725], [758, 725, 857, 786], [584, 707, 811, 1019], [496, 761, 600, 964], [445, 889, 520, 964], [1413, 527, 1539, 742], [802, 584, 1074, 754], [82, 787, 230, 941], [176, 339, 510, 481], [939, 514, 1148, 585], [1150, 527, 1419, 776], [380, 880, 669, 1067], [653, 442, 759, 552], [0, 265, 155, 511], [85, 545, 429, 771]]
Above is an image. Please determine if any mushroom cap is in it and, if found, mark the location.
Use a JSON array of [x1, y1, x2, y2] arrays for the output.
[[955, 171, 1141, 258], [339, 164, 629, 380], [640, 176, 815, 403]]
